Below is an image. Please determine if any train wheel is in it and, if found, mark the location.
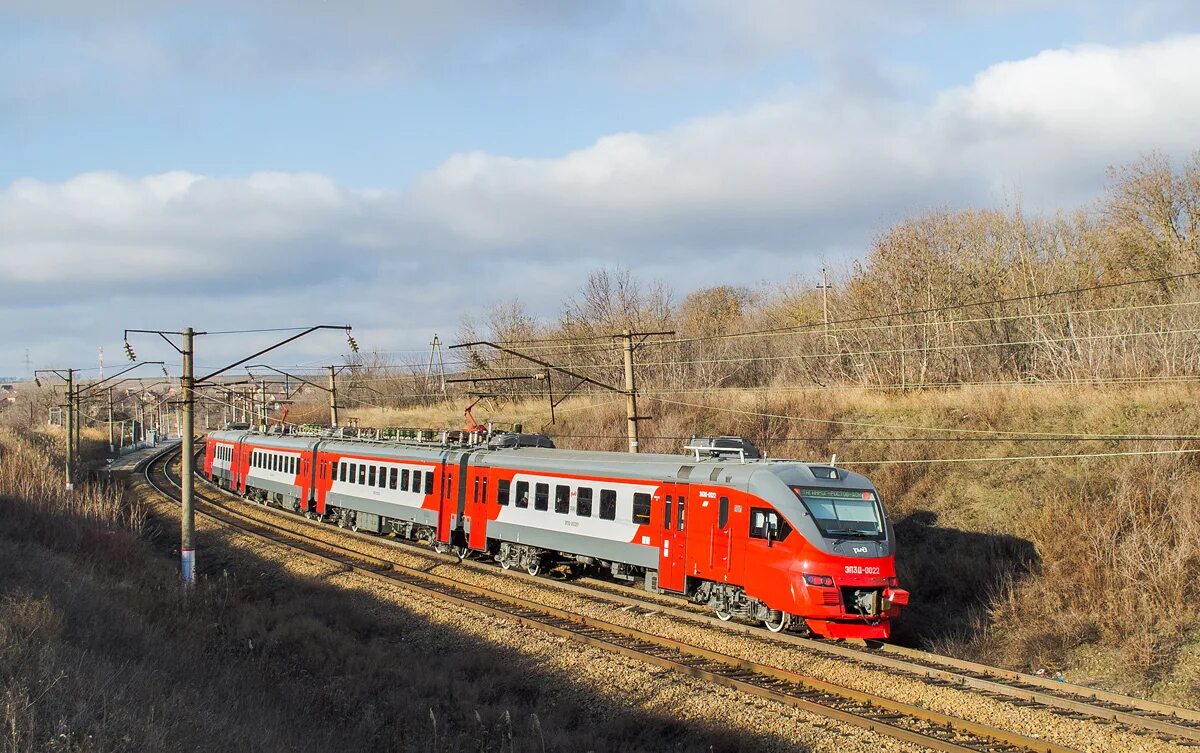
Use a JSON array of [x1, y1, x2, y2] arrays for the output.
[[764, 611, 791, 633], [453, 545, 470, 561], [500, 559, 512, 570], [526, 560, 542, 577], [715, 608, 732, 622]]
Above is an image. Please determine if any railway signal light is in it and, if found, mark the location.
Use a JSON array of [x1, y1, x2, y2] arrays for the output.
[[124, 341, 137, 361]]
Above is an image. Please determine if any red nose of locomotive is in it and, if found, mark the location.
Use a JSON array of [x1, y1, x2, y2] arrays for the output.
[[793, 558, 907, 639]]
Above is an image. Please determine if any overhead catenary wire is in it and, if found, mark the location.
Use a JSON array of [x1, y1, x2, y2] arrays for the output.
[[840, 447, 1200, 465], [451, 324, 1200, 372], [642, 394, 1200, 440], [454, 294, 1200, 359], [445, 269, 1200, 357]]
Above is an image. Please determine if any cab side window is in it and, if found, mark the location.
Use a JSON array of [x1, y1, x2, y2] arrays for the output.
[[749, 507, 792, 542], [718, 496, 730, 529]]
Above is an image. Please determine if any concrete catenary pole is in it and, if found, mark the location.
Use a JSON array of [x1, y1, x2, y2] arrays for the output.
[[72, 385, 81, 476], [65, 369, 75, 491], [622, 328, 639, 454], [180, 327, 196, 588], [107, 387, 115, 455], [328, 365, 339, 427]]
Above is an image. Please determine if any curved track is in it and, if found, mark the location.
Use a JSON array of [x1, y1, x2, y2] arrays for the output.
[[143, 444, 1096, 753], [183, 447, 1200, 748]]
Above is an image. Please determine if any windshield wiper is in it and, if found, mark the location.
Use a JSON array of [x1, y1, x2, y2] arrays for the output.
[[825, 528, 879, 545]]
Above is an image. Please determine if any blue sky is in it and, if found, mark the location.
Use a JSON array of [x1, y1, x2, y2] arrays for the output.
[[2, 1, 1199, 376]]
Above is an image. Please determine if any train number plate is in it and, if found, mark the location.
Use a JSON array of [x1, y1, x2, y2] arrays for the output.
[[844, 565, 881, 575]]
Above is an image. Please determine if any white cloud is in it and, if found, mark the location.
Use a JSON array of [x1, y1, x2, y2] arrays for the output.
[[3, 34, 1199, 373]]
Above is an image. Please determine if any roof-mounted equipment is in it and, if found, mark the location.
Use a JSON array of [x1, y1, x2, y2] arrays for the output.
[[488, 432, 556, 450], [684, 435, 761, 463]]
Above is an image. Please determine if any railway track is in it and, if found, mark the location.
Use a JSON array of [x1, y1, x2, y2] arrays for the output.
[[174, 445, 1200, 750], [143, 444, 1091, 753]]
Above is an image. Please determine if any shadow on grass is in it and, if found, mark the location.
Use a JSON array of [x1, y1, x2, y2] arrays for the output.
[[890, 509, 1039, 649], [1, 492, 817, 753]]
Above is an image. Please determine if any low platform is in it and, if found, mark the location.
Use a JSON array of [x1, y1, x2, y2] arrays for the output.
[[104, 440, 180, 482]]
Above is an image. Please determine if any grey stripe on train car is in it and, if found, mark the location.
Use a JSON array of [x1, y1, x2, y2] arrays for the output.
[[488, 521, 659, 569], [325, 491, 439, 528], [245, 476, 302, 499]]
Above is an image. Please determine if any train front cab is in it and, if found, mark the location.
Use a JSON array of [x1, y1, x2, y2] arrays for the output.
[[742, 467, 908, 640]]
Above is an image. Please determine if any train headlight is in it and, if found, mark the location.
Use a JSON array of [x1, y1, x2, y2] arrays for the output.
[[803, 574, 834, 587]]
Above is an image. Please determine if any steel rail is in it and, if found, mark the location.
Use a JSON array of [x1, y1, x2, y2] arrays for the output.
[[183, 446, 1200, 747], [145, 447, 1078, 753]]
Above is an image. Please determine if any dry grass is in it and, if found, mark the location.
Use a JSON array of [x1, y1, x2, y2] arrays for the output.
[[323, 383, 1200, 704], [0, 426, 792, 752]]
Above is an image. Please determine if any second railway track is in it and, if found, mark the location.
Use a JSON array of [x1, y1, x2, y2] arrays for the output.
[[177, 445, 1200, 750], [143, 444, 1095, 753]]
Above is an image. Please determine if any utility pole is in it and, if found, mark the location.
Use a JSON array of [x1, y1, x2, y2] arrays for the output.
[[125, 323, 356, 590], [65, 370, 75, 490], [180, 327, 195, 587], [427, 334, 447, 399], [621, 329, 639, 453], [107, 387, 115, 455], [817, 266, 833, 339], [328, 365, 340, 427], [451, 330, 672, 454]]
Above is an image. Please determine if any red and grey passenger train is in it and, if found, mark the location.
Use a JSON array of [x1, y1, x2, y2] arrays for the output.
[[204, 430, 908, 639]]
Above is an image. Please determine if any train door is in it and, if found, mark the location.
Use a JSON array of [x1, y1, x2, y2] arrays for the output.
[[690, 488, 732, 580], [236, 443, 249, 493], [466, 463, 489, 551], [438, 453, 472, 545], [658, 482, 688, 592], [437, 454, 455, 544]]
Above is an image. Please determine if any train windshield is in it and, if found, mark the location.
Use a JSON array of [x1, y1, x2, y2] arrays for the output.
[[792, 488, 884, 539]]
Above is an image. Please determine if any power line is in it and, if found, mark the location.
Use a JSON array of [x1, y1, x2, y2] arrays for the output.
[[642, 394, 1200, 440], [840, 447, 1200, 466], [661, 269, 1200, 346], [453, 325, 1200, 372]]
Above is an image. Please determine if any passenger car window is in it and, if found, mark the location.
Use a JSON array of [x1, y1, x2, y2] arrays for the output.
[[390, 468, 398, 490], [497, 479, 511, 506], [534, 483, 549, 511], [554, 485, 570, 514], [401, 469, 410, 491], [632, 493, 651, 525], [369, 466, 377, 486], [339, 462, 347, 482], [515, 481, 530, 508], [358, 465, 366, 485], [424, 471, 434, 495], [599, 490, 616, 520], [576, 487, 592, 516]]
